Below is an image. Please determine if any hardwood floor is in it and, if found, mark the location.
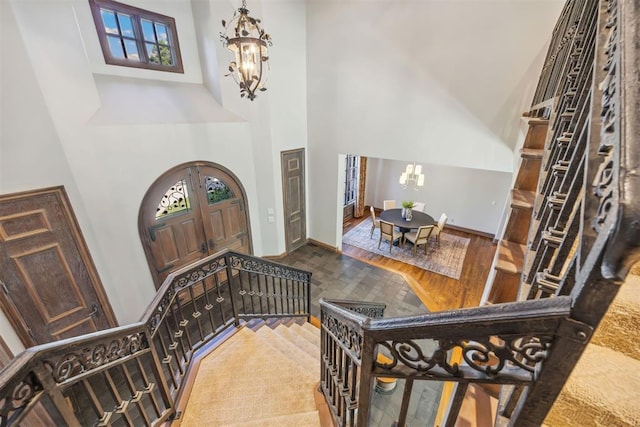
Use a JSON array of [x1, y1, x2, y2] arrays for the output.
[[342, 214, 497, 312]]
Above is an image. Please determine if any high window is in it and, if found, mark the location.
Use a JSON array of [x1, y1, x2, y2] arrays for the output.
[[89, 0, 184, 73], [344, 155, 359, 207]]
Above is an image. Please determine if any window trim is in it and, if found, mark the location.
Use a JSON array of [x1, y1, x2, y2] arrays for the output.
[[344, 155, 359, 207], [89, 0, 184, 73]]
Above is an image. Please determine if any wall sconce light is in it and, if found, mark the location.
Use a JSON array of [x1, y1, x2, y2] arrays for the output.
[[399, 162, 425, 190], [220, 0, 272, 100]]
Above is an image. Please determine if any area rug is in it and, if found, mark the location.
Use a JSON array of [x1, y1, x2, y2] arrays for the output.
[[342, 219, 470, 280]]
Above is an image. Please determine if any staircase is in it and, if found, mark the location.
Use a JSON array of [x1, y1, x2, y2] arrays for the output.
[[544, 270, 640, 427], [179, 319, 324, 426], [486, 117, 548, 304]]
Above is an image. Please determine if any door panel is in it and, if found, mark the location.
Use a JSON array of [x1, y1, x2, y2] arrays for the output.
[[282, 149, 306, 252], [142, 170, 208, 284], [197, 167, 249, 255], [0, 187, 117, 346], [140, 162, 252, 287]]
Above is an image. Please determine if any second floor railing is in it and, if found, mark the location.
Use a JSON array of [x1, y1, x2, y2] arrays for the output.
[[320, 297, 572, 427], [0, 250, 311, 426]]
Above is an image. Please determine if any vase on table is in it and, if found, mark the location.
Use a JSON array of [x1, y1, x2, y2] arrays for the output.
[[401, 208, 407, 219], [406, 209, 412, 221]]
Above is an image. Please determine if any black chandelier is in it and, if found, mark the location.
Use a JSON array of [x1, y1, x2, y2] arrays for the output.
[[220, 0, 272, 100]]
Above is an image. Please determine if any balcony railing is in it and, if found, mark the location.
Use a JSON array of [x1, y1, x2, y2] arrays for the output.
[[0, 250, 311, 426], [320, 297, 572, 426]]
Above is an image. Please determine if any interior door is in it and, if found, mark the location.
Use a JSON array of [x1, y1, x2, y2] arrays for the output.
[[139, 162, 252, 288], [0, 187, 117, 346], [282, 149, 307, 252]]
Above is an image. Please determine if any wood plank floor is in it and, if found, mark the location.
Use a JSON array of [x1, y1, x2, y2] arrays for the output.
[[342, 214, 497, 312]]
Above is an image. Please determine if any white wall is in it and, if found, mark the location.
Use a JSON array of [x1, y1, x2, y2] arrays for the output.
[[306, 0, 564, 247], [364, 158, 511, 235], [0, 0, 308, 354]]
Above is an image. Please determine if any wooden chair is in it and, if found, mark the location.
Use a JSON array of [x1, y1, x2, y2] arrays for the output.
[[432, 213, 448, 245], [369, 206, 380, 238], [412, 202, 426, 212], [378, 220, 403, 253], [383, 200, 396, 210], [404, 225, 435, 255]]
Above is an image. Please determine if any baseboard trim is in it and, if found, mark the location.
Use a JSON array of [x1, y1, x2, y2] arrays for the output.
[[263, 239, 340, 260], [445, 224, 495, 240], [262, 252, 288, 260], [307, 238, 339, 253]]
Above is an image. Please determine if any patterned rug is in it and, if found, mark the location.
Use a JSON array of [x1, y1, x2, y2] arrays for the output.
[[342, 219, 470, 280]]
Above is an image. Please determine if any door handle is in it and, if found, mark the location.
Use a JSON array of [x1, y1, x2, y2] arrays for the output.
[[88, 303, 99, 318], [208, 239, 214, 249], [201, 242, 207, 254]]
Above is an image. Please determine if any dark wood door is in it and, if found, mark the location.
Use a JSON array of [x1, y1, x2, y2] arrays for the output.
[[282, 149, 306, 252], [0, 187, 117, 346], [139, 162, 251, 287], [197, 166, 249, 253], [143, 169, 208, 284]]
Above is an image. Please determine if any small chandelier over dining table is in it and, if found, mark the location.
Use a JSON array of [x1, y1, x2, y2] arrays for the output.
[[399, 162, 425, 190], [220, 0, 272, 100]]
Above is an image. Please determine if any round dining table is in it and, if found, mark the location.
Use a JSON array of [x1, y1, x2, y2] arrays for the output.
[[379, 208, 436, 233]]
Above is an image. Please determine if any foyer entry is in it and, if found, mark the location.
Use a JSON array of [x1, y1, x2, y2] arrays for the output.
[[138, 161, 252, 287]]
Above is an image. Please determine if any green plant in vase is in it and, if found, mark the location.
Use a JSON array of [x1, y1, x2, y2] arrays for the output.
[[401, 201, 414, 220]]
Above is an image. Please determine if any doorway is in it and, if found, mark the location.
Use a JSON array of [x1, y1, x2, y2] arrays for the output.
[[138, 161, 252, 287], [0, 186, 117, 346]]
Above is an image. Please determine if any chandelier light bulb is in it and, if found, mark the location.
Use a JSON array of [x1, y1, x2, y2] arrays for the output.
[[399, 162, 425, 191]]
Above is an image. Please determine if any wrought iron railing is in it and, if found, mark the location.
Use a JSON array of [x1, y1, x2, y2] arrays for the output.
[[0, 250, 311, 426], [320, 297, 572, 426]]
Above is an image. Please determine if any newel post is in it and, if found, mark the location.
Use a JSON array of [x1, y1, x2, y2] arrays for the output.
[[356, 331, 376, 426], [225, 252, 240, 326], [31, 363, 81, 427]]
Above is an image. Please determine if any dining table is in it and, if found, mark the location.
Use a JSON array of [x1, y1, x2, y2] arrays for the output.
[[379, 208, 436, 243]]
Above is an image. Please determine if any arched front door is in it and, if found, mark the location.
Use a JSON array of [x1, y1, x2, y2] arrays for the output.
[[138, 161, 252, 287]]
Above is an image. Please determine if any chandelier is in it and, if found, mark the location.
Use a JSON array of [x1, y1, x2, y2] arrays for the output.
[[399, 162, 425, 190], [220, 0, 272, 100]]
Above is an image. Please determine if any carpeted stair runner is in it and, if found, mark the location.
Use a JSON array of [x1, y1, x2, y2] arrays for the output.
[[544, 272, 640, 427], [179, 320, 322, 426]]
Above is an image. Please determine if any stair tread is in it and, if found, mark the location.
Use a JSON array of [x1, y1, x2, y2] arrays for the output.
[[301, 321, 321, 336], [275, 324, 319, 360], [511, 189, 535, 209], [494, 240, 526, 274], [255, 326, 319, 375], [291, 323, 321, 347], [225, 410, 321, 427], [546, 344, 640, 427], [520, 148, 544, 159]]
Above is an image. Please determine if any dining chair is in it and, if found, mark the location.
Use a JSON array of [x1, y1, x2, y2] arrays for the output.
[[369, 206, 380, 238], [432, 213, 448, 245], [412, 202, 426, 212], [404, 225, 435, 255], [383, 200, 396, 210], [378, 220, 403, 253]]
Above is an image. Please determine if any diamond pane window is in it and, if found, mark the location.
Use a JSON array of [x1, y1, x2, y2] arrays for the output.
[[90, 0, 183, 73], [205, 176, 234, 204], [156, 180, 191, 219]]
